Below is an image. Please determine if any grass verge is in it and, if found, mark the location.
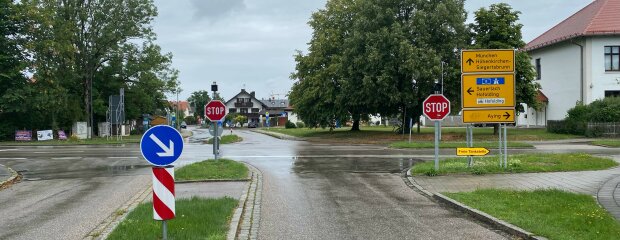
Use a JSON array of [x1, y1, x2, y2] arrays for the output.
[[390, 141, 533, 149], [411, 153, 617, 176], [176, 159, 248, 181], [445, 189, 620, 240], [0, 135, 141, 145], [591, 140, 620, 148], [107, 197, 237, 240], [265, 126, 578, 144], [207, 135, 242, 144]]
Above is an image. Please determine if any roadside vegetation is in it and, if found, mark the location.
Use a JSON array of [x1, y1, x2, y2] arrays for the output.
[[107, 197, 237, 240], [266, 126, 578, 144], [0, 135, 141, 145], [206, 135, 242, 145], [591, 140, 620, 148], [411, 153, 617, 176], [445, 189, 620, 240], [175, 159, 248, 181], [391, 141, 533, 149], [547, 97, 620, 137]]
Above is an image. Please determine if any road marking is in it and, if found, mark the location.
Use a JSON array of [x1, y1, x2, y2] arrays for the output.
[[34, 151, 85, 154], [107, 157, 139, 159], [222, 155, 444, 158], [0, 149, 17, 152], [51, 157, 82, 160], [0, 158, 26, 160]]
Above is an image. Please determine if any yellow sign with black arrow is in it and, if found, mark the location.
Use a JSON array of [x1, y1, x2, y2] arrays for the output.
[[456, 147, 490, 156], [461, 73, 515, 109], [462, 108, 515, 123], [461, 49, 515, 73]]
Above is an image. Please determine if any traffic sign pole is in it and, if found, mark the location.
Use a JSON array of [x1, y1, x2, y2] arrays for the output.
[[434, 121, 439, 171]]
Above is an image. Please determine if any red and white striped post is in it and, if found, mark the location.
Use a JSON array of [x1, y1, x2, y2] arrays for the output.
[[153, 166, 175, 239]]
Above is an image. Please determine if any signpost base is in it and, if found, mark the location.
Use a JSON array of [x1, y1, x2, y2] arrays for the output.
[[163, 220, 168, 240], [434, 121, 439, 171]]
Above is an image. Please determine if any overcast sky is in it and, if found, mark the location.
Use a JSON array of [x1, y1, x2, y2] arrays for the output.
[[153, 0, 593, 101]]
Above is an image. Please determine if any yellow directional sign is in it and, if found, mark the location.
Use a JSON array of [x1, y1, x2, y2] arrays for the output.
[[462, 49, 515, 73], [462, 109, 515, 123], [461, 73, 515, 108], [457, 147, 490, 156]]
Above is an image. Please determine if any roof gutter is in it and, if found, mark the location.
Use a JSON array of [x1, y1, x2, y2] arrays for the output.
[[570, 38, 584, 103]]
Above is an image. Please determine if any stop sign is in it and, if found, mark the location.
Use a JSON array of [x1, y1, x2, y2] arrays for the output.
[[205, 100, 227, 122], [423, 94, 451, 121]]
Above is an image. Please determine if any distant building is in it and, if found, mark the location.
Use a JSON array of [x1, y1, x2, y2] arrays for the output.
[[169, 101, 192, 118], [520, 0, 620, 126], [224, 89, 299, 126]]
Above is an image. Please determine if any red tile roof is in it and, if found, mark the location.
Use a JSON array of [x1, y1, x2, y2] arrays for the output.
[[525, 0, 620, 51], [169, 101, 190, 111], [536, 90, 549, 103]]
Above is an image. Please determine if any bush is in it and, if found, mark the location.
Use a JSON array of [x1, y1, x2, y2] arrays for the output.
[[285, 120, 296, 129], [296, 122, 305, 128], [548, 98, 620, 136], [184, 116, 197, 125]]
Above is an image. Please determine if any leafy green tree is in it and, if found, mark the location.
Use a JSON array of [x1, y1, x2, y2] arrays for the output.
[[233, 115, 248, 127], [471, 3, 540, 134], [291, 0, 469, 132], [188, 90, 212, 118]]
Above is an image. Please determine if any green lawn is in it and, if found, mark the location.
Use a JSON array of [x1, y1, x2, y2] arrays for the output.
[[107, 197, 237, 240], [265, 126, 578, 144], [0, 135, 141, 145], [207, 135, 242, 144], [445, 189, 620, 240], [591, 140, 620, 148], [411, 153, 617, 176], [390, 141, 533, 149], [175, 159, 248, 181]]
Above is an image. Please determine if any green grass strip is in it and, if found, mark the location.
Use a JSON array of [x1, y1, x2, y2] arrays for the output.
[[207, 135, 242, 144], [591, 140, 620, 148], [390, 141, 533, 149], [176, 159, 248, 181], [445, 189, 620, 240], [412, 153, 618, 176], [107, 197, 237, 240]]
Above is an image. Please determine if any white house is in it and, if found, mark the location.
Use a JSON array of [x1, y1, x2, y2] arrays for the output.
[[224, 89, 300, 126], [519, 0, 620, 126]]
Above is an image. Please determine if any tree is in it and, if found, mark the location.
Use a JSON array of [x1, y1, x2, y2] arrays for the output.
[[23, 0, 171, 134], [188, 90, 211, 118], [291, 0, 469, 132], [470, 3, 540, 134], [233, 115, 248, 127]]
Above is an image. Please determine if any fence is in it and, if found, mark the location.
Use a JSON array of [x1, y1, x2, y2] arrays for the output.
[[587, 122, 620, 138]]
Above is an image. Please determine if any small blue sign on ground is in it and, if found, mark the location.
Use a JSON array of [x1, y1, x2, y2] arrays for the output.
[[476, 77, 505, 85], [140, 125, 184, 166]]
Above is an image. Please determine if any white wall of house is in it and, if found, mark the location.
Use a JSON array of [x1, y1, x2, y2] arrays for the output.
[[528, 41, 583, 121], [589, 36, 620, 102], [225, 92, 264, 119]]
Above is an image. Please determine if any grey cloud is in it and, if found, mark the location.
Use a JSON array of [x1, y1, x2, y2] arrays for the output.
[[190, 0, 246, 22]]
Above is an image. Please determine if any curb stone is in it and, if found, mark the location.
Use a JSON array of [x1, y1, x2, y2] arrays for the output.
[[86, 181, 152, 240], [250, 129, 302, 141], [229, 162, 262, 240], [403, 168, 547, 240], [0, 164, 21, 190], [176, 178, 251, 184]]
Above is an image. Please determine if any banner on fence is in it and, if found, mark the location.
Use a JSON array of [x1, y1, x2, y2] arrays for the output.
[[58, 130, 67, 140], [15, 130, 32, 141], [37, 130, 53, 141]]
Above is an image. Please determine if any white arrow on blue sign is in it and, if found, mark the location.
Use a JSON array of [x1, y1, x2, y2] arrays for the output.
[[140, 125, 184, 166]]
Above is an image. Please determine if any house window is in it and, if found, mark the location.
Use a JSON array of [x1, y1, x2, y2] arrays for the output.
[[605, 90, 620, 98], [605, 46, 620, 71], [535, 58, 541, 80], [240, 108, 248, 114], [229, 108, 237, 113], [252, 108, 259, 113]]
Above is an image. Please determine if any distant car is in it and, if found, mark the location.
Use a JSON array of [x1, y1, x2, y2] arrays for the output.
[[248, 122, 258, 128], [180, 121, 187, 129]]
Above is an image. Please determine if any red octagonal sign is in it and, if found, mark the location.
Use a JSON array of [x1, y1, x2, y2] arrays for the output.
[[423, 94, 451, 121], [205, 100, 227, 122]]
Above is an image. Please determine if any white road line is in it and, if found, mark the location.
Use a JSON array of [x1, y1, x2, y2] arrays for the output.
[[0, 158, 26, 160], [51, 157, 82, 160], [107, 157, 139, 159], [0, 149, 17, 152], [34, 151, 85, 154], [221, 155, 439, 158]]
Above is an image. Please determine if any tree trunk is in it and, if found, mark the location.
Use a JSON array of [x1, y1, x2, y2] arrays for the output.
[[351, 114, 361, 131], [493, 124, 499, 135]]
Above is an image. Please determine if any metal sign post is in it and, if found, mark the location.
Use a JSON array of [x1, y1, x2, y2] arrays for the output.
[[422, 94, 451, 171], [140, 126, 183, 240]]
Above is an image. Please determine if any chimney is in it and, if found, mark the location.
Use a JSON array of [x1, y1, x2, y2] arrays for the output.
[[251, 91, 255, 97]]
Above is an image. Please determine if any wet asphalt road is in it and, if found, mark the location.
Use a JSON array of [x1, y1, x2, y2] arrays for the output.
[[1, 128, 617, 239]]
